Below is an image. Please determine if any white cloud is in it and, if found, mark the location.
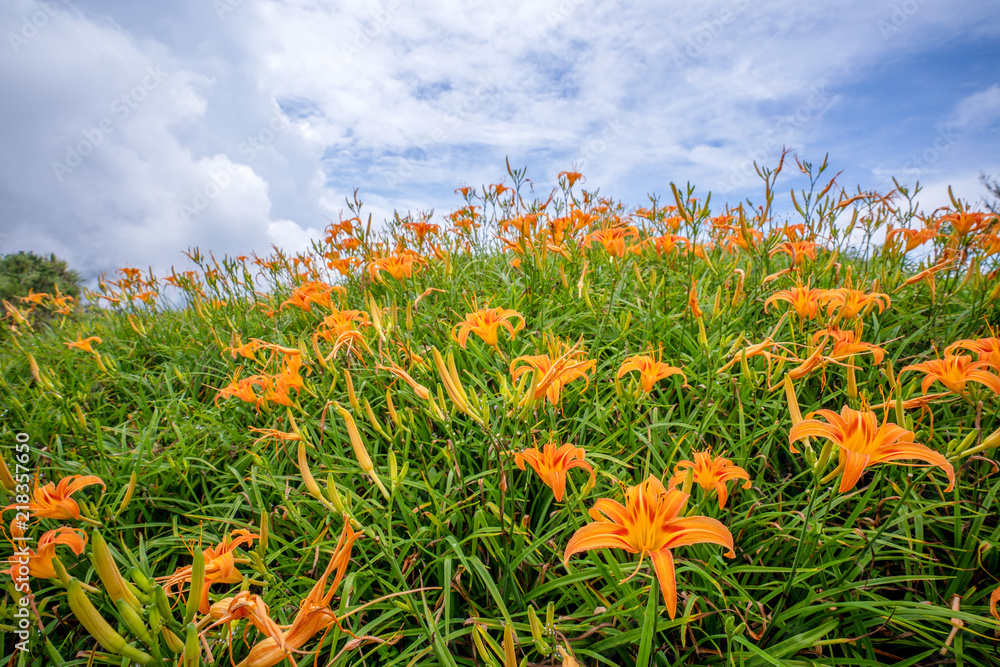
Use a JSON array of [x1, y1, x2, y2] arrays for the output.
[[1, 0, 998, 280]]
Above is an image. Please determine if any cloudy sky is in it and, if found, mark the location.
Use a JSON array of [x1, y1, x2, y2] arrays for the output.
[[1, 0, 998, 281]]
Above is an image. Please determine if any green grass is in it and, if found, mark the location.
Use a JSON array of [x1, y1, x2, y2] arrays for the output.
[[2, 162, 1000, 666]]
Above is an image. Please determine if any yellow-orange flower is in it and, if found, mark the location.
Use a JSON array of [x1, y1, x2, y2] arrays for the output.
[[510, 339, 596, 406], [159, 529, 258, 614], [512, 442, 595, 502], [367, 252, 423, 281], [764, 286, 827, 320], [617, 353, 685, 393], [207, 591, 287, 658], [564, 476, 735, 619], [769, 240, 818, 265], [5, 526, 87, 579], [789, 406, 955, 493], [813, 327, 885, 364], [582, 226, 640, 258], [688, 279, 703, 318], [236, 518, 361, 667], [452, 307, 525, 348], [991, 586, 1000, 621], [4, 475, 105, 521], [885, 226, 939, 252], [822, 288, 890, 320], [939, 211, 994, 237], [281, 281, 343, 312], [65, 335, 102, 354], [946, 337, 1000, 372], [901, 354, 1000, 395], [668, 452, 751, 509]]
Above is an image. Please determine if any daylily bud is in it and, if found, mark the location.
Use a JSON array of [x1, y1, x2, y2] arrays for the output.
[[388, 449, 398, 486], [0, 453, 15, 493], [152, 584, 172, 618], [503, 622, 517, 667], [115, 599, 154, 647], [114, 471, 138, 520], [326, 473, 348, 514], [258, 508, 269, 552], [336, 403, 391, 500], [129, 567, 152, 593], [298, 440, 338, 512], [183, 547, 204, 625], [527, 605, 551, 653], [681, 467, 694, 495], [385, 389, 400, 427], [182, 623, 199, 667], [91, 531, 142, 610], [66, 577, 153, 665], [161, 627, 184, 653], [344, 368, 361, 413], [406, 302, 414, 331], [363, 398, 390, 439], [74, 403, 87, 429]]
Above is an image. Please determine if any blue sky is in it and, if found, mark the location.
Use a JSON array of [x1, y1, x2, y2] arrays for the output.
[[1, 0, 998, 281]]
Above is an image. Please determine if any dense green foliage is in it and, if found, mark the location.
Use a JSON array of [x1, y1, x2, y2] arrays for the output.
[[3, 161, 1000, 666]]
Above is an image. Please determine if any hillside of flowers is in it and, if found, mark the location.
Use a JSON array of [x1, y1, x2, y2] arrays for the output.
[[3, 155, 1000, 666]]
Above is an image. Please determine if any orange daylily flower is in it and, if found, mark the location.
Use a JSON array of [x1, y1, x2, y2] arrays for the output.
[[236, 518, 361, 667], [206, 591, 288, 660], [813, 327, 886, 364], [769, 240, 819, 265], [617, 352, 685, 393], [946, 337, 1000, 372], [901, 354, 1000, 395], [991, 586, 1000, 621], [367, 252, 423, 281], [939, 211, 994, 237], [582, 226, 640, 258], [403, 221, 440, 244], [5, 526, 88, 580], [18, 290, 49, 307], [510, 339, 596, 406], [452, 307, 525, 348], [563, 476, 735, 619], [764, 285, 827, 320], [788, 406, 955, 493], [899, 258, 955, 301], [377, 360, 431, 400], [511, 442, 595, 502], [668, 452, 751, 509], [65, 335, 102, 354], [215, 370, 266, 407], [159, 529, 259, 614], [885, 226, 939, 252], [4, 475, 105, 521], [822, 287, 890, 320], [688, 279, 703, 318], [558, 171, 584, 188], [281, 281, 343, 312]]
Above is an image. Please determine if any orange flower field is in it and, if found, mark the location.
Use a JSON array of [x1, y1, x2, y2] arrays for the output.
[[3, 156, 1000, 665]]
